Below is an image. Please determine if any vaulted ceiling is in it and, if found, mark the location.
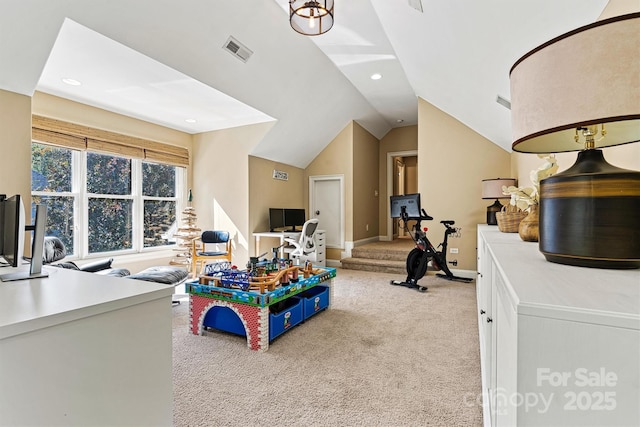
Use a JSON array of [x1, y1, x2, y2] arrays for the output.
[[0, 0, 608, 168]]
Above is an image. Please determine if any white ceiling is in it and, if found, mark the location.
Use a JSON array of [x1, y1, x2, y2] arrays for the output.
[[0, 0, 608, 168]]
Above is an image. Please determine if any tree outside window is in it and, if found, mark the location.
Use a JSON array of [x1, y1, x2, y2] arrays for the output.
[[31, 143, 181, 258], [31, 143, 75, 255]]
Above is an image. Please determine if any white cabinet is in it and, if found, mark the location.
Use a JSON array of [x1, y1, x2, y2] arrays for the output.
[[476, 225, 640, 427], [314, 229, 326, 267], [0, 267, 173, 425]]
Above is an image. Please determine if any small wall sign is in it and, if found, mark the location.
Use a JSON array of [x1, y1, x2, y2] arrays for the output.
[[273, 170, 288, 181]]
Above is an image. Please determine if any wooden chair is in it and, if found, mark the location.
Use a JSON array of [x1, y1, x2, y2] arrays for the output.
[[192, 231, 232, 276]]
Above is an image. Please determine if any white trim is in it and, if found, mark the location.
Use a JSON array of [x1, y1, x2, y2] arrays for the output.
[[326, 259, 341, 268], [386, 150, 417, 241]]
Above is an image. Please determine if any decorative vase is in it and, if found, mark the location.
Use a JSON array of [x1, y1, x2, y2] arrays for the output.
[[519, 204, 539, 242]]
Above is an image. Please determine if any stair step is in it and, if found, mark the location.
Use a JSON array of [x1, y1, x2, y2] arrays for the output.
[[351, 247, 408, 261], [340, 257, 407, 275]]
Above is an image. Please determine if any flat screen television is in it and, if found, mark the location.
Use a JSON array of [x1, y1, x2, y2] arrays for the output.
[[283, 208, 305, 231], [0, 196, 48, 282], [390, 193, 422, 219], [269, 208, 285, 232]]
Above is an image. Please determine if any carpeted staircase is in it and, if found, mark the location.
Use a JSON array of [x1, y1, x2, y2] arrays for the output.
[[340, 238, 414, 274]]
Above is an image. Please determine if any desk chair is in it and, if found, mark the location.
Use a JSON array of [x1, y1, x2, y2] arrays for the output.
[[284, 219, 319, 263], [192, 230, 232, 276]]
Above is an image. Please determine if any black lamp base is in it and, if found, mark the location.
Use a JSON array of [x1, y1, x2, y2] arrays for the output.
[[486, 199, 503, 225], [539, 149, 640, 269]]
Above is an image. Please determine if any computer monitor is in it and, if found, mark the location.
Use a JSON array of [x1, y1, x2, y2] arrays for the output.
[[0, 197, 48, 282], [0, 194, 25, 268], [269, 208, 285, 232], [283, 208, 305, 231], [390, 193, 422, 219]]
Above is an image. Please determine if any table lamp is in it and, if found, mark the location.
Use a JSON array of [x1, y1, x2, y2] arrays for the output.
[[510, 13, 640, 269], [482, 178, 517, 225]]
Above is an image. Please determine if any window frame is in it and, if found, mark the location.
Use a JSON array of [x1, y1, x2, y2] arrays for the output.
[[32, 142, 185, 260]]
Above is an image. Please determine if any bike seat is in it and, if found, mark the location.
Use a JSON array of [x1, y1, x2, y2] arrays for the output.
[[441, 220, 455, 225]]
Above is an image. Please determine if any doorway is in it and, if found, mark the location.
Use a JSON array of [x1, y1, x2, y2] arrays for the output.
[[386, 150, 418, 241], [309, 175, 344, 249]]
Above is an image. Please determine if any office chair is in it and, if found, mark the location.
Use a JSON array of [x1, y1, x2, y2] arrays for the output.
[[284, 218, 319, 263], [192, 230, 232, 276]]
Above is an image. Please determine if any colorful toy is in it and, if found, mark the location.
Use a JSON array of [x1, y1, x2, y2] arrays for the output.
[[189, 266, 336, 351]]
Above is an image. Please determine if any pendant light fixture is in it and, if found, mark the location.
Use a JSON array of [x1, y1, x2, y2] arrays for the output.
[[290, 0, 334, 36]]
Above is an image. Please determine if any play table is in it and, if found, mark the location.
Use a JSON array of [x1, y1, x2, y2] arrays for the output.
[[187, 266, 336, 351]]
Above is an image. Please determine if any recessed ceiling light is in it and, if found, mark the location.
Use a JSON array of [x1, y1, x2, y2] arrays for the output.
[[185, 119, 197, 123], [61, 78, 82, 86], [370, 73, 383, 80]]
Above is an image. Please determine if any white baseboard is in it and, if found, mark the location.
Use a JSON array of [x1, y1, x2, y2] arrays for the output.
[[341, 236, 381, 259], [326, 259, 341, 268]]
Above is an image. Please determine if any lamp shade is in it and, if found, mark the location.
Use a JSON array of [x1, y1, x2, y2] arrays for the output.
[[509, 13, 640, 269], [510, 13, 640, 153], [482, 178, 516, 199]]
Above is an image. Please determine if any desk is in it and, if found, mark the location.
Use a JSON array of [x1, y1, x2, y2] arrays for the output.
[[253, 231, 300, 257], [0, 266, 173, 426]]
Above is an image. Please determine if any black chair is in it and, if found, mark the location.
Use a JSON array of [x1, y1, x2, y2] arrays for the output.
[[192, 230, 232, 276]]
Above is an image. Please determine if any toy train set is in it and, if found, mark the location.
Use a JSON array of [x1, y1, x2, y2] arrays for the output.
[[187, 260, 336, 308]]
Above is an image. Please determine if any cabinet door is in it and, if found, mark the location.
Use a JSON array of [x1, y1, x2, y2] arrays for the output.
[[494, 272, 518, 427], [477, 232, 495, 427], [517, 316, 640, 426]]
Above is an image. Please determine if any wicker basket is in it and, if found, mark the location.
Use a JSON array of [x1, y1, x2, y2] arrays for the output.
[[496, 205, 527, 233]]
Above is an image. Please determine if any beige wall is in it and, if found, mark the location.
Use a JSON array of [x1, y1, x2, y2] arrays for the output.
[[0, 90, 32, 208], [192, 122, 274, 268], [304, 122, 353, 261], [33, 92, 193, 150], [599, 0, 639, 19], [352, 122, 380, 241], [248, 155, 304, 257], [378, 125, 418, 236], [419, 98, 511, 271]]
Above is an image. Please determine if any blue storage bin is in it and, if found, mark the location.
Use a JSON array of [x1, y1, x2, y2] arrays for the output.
[[203, 306, 246, 336], [269, 296, 303, 341], [300, 285, 330, 320]]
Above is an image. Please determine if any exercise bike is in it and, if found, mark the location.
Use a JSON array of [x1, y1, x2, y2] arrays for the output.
[[389, 194, 473, 292]]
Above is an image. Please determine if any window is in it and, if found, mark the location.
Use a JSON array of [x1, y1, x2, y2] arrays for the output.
[[31, 142, 184, 258], [31, 143, 76, 254]]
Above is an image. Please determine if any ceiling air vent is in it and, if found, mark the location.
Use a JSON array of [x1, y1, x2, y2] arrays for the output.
[[496, 95, 511, 110], [223, 36, 253, 63]]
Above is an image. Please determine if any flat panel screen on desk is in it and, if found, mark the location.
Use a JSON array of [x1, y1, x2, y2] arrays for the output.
[[269, 208, 285, 232], [284, 208, 305, 231]]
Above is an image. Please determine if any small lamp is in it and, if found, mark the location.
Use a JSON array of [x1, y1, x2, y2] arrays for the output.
[[482, 178, 517, 225], [510, 13, 640, 269], [290, 0, 334, 36]]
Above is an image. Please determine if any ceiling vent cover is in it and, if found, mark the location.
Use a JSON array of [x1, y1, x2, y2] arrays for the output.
[[496, 95, 511, 110], [223, 36, 253, 63]]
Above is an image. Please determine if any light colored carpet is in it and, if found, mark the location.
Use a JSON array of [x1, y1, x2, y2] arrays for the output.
[[172, 268, 482, 427]]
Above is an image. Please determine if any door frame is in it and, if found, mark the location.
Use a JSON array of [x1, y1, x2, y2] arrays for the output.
[[385, 150, 418, 241], [309, 174, 345, 249]]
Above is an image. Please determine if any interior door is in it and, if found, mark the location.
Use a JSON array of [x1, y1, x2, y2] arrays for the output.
[[310, 175, 344, 249]]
